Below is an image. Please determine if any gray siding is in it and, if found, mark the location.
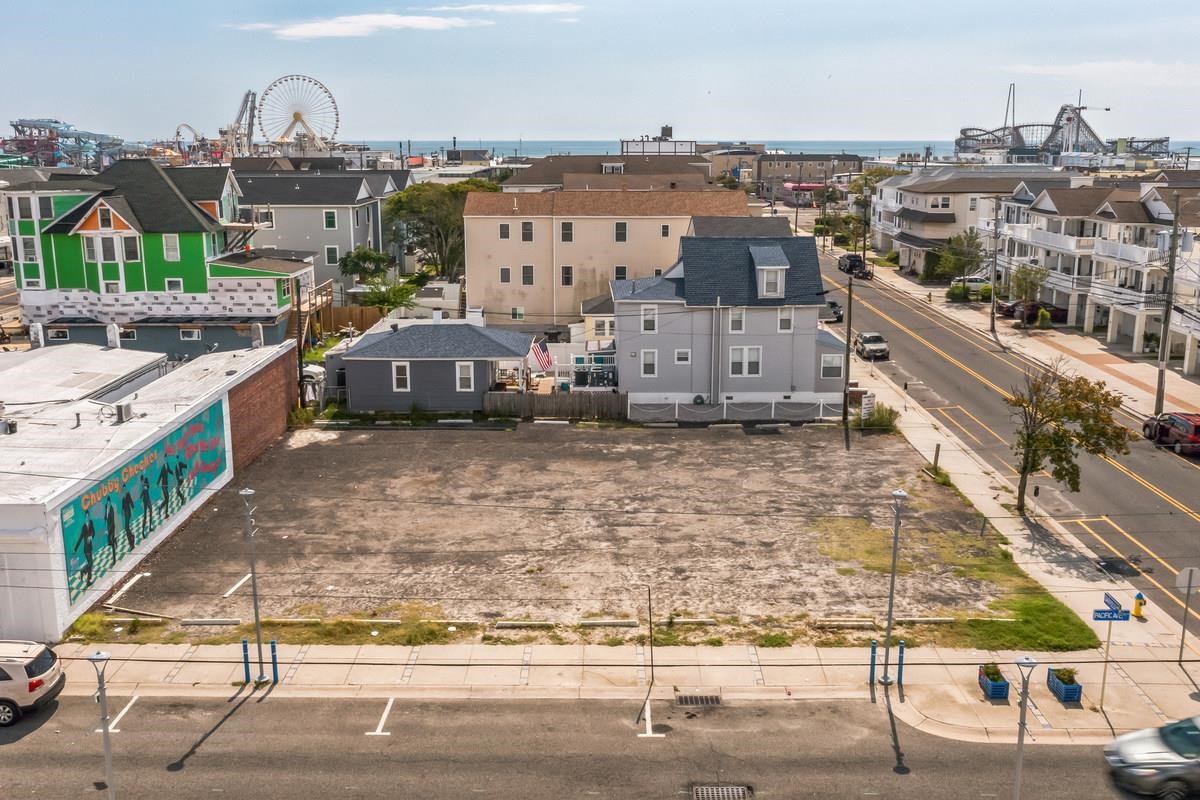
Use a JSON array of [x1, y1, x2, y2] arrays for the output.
[[43, 320, 290, 360], [345, 358, 494, 412], [251, 203, 377, 292]]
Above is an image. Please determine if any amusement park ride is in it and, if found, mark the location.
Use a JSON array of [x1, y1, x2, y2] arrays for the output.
[[3, 74, 345, 168]]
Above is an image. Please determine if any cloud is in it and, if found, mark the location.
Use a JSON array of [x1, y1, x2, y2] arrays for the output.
[[1006, 60, 1200, 87], [426, 3, 584, 12], [234, 14, 491, 40]]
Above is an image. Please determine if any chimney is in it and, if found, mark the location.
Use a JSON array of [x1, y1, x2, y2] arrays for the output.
[[29, 323, 44, 349], [250, 322, 264, 348], [106, 323, 121, 348]]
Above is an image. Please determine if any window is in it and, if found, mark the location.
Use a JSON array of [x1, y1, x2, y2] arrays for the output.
[[456, 362, 474, 392], [499, 266, 511, 283], [353, 207, 360, 227], [259, 209, 274, 228], [392, 361, 410, 391], [778, 308, 793, 332], [615, 265, 627, 281], [729, 308, 744, 333], [165, 278, 184, 292], [821, 353, 844, 379], [122, 237, 140, 262], [103, 280, 121, 294], [323, 210, 337, 229], [83, 238, 96, 262], [615, 221, 627, 242], [100, 237, 116, 262], [511, 307, 525, 320], [16, 196, 31, 219], [499, 223, 510, 240], [325, 246, 339, 266], [930, 196, 950, 209], [594, 319, 608, 337], [38, 196, 53, 220], [163, 234, 180, 261], [522, 264, 534, 285], [119, 329, 137, 341], [730, 345, 762, 377], [23, 278, 42, 289], [640, 349, 657, 377], [281, 279, 292, 298], [180, 328, 201, 341], [969, 196, 978, 212], [561, 265, 573, 286], [48, 328, 69, 340], [561, 221, 573, 242], [674, 349, 691, 365], [763, 269, 782, 296], [661, 224, 670, 238], [654, 269, 662, 277], [521, 221, 533, 242], [98, 207, 113, 229], [641, 305, 658, 333], [19, 236, 36, 261]]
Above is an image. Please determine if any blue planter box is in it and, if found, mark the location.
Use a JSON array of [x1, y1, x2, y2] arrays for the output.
[[1047, 667, 1082, 702], [978, 667, 1010, 700]]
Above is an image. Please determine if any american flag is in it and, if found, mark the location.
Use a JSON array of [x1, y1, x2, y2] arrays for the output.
[[531, 340, 554, 371]]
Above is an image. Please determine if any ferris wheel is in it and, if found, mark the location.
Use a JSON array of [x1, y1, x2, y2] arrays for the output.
[[256, 74, 339, 148]]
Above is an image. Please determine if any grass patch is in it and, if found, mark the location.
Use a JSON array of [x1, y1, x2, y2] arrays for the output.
[[816, 517, 913, 575], [755, 632, 794, 648], [835, 566, 857, 577], [925, 466, 953, 486], [303, 336, 343, 364]]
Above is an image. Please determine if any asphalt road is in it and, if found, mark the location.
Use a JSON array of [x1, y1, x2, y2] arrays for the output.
[[0, 695, 1123, 799], [820, 251, 1200, 634]]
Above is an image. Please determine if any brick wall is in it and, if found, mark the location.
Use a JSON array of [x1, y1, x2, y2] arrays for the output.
[[229, 348, 297, 469]]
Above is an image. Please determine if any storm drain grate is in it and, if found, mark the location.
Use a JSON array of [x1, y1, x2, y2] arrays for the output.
[[693, 786, 752, 800], [676, 694, 722, 707]]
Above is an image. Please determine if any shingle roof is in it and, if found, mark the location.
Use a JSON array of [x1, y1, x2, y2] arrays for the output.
[[166, 167, 232, 202], [580, 293, 613, 315], [363, 172, 405, 197], [236, 174, 372, 206], [343, 323, 534, 360], [103, 196, 144, 233], [560, 173, 715, 191], [897, 208, 956, 224], [465, 190, 749, 218], [610, 274, 686, 302], [504, 154, 711, 186], [691, 216, 792, 237], [1031, 187, 1118, 217]]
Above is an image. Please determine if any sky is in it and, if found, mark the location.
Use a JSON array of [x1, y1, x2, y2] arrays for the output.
[[4, 0, 1200, 144]]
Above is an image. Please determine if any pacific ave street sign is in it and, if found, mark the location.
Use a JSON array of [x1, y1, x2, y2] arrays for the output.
[[1093, 609, 1131, 622]]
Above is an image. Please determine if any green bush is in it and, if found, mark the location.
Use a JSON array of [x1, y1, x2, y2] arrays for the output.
[[885, 250, 900, 264], [982, 662, 1004, 682], [1036, 308, 1052, 329], [288, 406, 315, 427], [833, 234, 850, 246], [850, 403, 900, 433], [945, 283, 969, 302], [1053, 667, 1077, 685], [978, 284, 992, 301], [813, 224, 829, 235]]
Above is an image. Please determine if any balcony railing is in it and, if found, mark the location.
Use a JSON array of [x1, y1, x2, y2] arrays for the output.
[[1092, 238, 1164, 264], [1029, 228, 1095, 253], [1087, 281, 1165, 311], [1043, 271, 1091, 292]]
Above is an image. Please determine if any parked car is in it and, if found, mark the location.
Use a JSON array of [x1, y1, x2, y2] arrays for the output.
[[1143, 412, 1200, 455], [0, 641, 65, 727], [837, 253, 864, 273], [1011, 301, 1068, 324], [1105, 717, 1200, 799], [995, 297, 1022, 316], [854, 331, 890, 361], [825, 301, 844, 323], [951, 275, 991, 291]]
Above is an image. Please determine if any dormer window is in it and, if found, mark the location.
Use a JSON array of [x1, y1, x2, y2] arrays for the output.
[[98, 207, 113, 229], [762, 269, 783, 297]]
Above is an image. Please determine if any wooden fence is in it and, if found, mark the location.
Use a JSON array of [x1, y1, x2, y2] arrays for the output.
[[483, 391, 627, 420], [328, 305, 383, 334]]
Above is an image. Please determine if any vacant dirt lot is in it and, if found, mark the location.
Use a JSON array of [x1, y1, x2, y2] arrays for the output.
[[104, 423, 1023, 645]]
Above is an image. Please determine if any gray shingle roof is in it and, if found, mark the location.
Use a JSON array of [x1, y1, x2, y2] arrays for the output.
[[691, 216, 792, 237], [677, 236, 823, 307], [236, 174, 371, 206], [166, 167, 231, 202], [897, 207, 957, 224], [344, 324, 534, 360], [611, 274, 686, 302]]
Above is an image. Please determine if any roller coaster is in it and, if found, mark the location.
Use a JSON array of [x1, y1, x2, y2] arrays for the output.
[[956, 103, 1169, 157], [1, 118, 143, 168]]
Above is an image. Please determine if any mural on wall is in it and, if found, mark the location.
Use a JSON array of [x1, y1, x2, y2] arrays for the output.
[[60, 402, 227, 603]]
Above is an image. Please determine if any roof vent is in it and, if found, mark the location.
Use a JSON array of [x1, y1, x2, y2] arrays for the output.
[[115, 402, 134, 424], [390, 322, 400, 331]]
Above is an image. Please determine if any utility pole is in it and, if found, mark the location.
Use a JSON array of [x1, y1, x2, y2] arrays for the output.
[[878, 489, 907, 685], [1154, 193, 1181, 416], [990, 195, 1002, 335], [841, 271, 854, 442], [239, 487, 268, 684]]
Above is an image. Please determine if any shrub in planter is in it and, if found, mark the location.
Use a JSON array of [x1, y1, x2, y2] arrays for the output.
[[978, 662, 1010, 700], [1053, 667, 1077, 684], [1047, 666, 1083, 702]]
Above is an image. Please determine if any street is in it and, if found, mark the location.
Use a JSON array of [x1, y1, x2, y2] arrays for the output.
[[819, 248, 1200, 635], [0, 695, 1123, 799]]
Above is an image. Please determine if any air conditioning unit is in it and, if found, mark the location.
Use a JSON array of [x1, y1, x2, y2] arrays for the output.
[[115, 402, 134, 424]]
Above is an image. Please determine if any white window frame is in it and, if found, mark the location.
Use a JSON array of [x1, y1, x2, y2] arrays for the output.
[[391, 361, 410, 392], [511, 307, 525, 320], [19, 236, 37, 262], [325, 245, 339, 266], [83, 237, 96, 262], [778, 308, 793, 332], [99, 236, 116, 263], [163, 233, 180, 262], [821, 353, 844, 379], [640, 348, 657, 377], [729, 308, 744, 333], [522, 264, 534, 285], [521, 221, 533, 242], [353, 207, 360, 228], [259, 209, 275, 229], [37, 195, 53, 221], [179, 328, 202, 341], [118, 329, 137, 341], [16, 196, 32, 220], [47, 328, 69, 340], [122, 236, 141, 262], [561, 221, 573, 242], [98, 206, 113, 230], [323, 209, 338, 230], [729, 345, 762, 377], [969, 196, 978, 212], [23, 277, 43, 290], [102, 279, 122, 295], [593, 319, 607, 337], [660, 224, 670, 238], [455, 361, 474, 392], [281, 279, 292, 298], [763, 269, 783, 297], [165, 278, 184, 292], [674, 349, 691, 365], [641, 304, 658, 333]]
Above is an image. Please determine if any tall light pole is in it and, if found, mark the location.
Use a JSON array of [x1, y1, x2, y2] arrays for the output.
[[1012, 655, 1039, 800], [878, 489, 907, 685], [1153, 192, 1181, 416], [239, 487, 268, 684], [990, 195, 1002, 335], [89, 651, 116, 800]]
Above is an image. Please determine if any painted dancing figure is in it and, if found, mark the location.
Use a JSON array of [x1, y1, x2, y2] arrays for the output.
[[173, 457, 187, 507], [157, 463, 171, 514], [121, 484, 136, 550], [139, 474, 153, 537], [73, 515, 97, 586], [104, 496, 119, 564]]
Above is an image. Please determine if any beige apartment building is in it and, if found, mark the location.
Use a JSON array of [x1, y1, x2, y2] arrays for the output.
[[463, 191, 750, 326]]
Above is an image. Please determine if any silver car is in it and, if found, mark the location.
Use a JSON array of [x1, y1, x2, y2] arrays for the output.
[[1105, 717, 1200, 799]]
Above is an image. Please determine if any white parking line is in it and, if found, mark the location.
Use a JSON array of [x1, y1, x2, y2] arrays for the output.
[[95, 695, 139, 734], [108, 572, 150, 605], [222, 573, 252, 599], [365, 697, 395, 736]]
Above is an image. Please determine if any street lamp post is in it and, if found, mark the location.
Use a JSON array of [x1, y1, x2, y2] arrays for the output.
[[239, 487, 268, 684], [89, 651, 116, 800], [878, 489, 907, 685], [1012, 655, 1039, 800]]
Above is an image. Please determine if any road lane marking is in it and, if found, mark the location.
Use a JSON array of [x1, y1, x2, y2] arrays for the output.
[[365, 697, 395, 736], [931, 407, 984, 445], [1098, 454, 1200, 525], [222, 573, 252, 598], [95, 695, 139, 733], [952, 404, 1010, 446], [107, 572, 150, 605]]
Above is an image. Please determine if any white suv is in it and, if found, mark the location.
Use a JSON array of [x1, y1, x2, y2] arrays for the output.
[[0, 641, 65, 726]]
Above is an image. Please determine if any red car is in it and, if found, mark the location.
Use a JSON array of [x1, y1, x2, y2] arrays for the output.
[[1143, 412, 1200, 455], [1011, 301, 1068, 324]]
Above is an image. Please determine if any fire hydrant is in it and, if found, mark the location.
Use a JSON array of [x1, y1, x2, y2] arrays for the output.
[[1132, 592, 1147, 619]]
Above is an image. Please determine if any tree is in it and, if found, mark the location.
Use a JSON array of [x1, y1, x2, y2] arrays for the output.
[[1007, 359, 1132, 515], [846, 166, 905, 210], [1009, 262, 1049, 327], [338, 245, 390, 283], [382, 178, 500, 281], [935, 228, 985, 281], [358, 268, 434, 315]]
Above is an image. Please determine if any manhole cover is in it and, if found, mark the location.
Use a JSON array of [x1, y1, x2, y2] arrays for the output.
[[676, 694, 721, 707], [693, 786, 752, 800]]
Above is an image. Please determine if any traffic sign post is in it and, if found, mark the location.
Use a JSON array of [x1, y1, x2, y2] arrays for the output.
[[1177, 568, 1200, 664], [1094, 597, 1130, 714], [1103, 592, 1122, 612], [1092, 609, 1131, 622]]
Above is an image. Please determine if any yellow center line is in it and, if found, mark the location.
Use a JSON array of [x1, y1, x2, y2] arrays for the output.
[[931, 407, 984, 445], [1098, 454, 1200, 526], [951, 404, 1011, 446], [1095, 515, 1178, 577]]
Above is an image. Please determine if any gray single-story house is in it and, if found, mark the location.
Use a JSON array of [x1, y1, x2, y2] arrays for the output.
[[330, 320, 534, 412]]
